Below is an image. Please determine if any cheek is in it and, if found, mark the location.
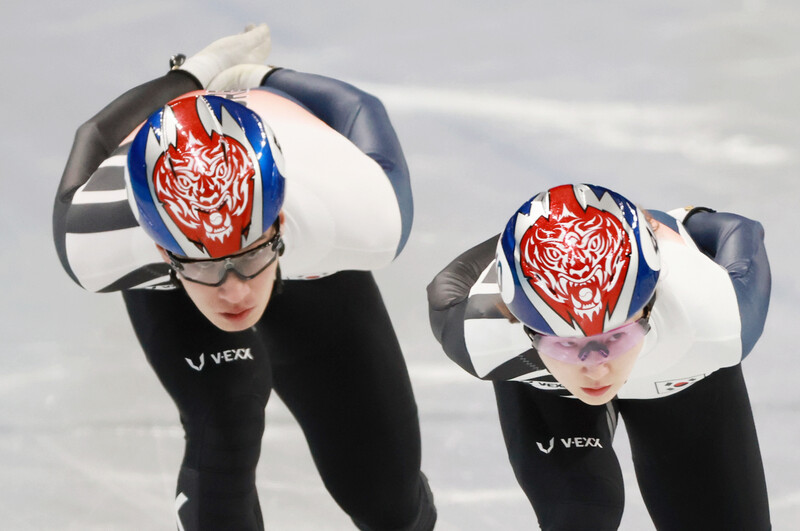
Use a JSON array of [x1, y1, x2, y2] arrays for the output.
[[616, 349, 642, 378], [605, 342, 644, 383], [539, 356, 581, 385], [251, 263, 279, 298], [181, 282, 217, 309]]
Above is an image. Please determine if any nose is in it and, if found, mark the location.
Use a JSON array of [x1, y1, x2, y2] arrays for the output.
[[582, 362, 610, 380], [217, 272, 251, 304]]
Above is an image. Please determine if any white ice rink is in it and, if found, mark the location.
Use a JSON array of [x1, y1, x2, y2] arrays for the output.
[[1, 1, 799, 529]]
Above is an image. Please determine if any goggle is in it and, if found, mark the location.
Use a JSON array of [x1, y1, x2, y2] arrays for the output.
[[167, 231, 285, 287], [525, 316, 651, 366]]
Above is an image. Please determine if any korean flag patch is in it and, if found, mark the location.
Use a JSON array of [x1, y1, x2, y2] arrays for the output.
[[655, 374, 706, 395]]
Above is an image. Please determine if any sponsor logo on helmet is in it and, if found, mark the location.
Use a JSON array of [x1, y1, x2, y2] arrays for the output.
[[518, 185, 632, 336], [152, 96, 257, 257]]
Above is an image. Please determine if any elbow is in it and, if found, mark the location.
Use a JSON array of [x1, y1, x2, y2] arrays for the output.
[[350, 89, 386, 117], [427, 270, 468, 311]]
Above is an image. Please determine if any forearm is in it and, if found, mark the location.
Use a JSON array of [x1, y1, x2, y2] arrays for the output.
[[683, 210, 771, 357], [53, 71, 198, 287], [55, 71, 198, 203], [428, 235, 535, 379]]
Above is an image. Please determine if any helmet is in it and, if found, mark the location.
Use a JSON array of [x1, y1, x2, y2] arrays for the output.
[[126, 93, 285, 259], [496, 184, 660, 337]]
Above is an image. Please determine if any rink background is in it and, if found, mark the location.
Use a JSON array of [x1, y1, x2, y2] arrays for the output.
[[1, 1, 798, 529]]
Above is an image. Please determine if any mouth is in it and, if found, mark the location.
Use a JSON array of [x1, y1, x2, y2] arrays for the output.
[[220, 307, 254, 322], [580, 385, 612, 397]]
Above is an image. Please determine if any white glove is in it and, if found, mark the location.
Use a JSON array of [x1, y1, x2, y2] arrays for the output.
[[207, 64, 275, 91], [178, 23, 271, 88]]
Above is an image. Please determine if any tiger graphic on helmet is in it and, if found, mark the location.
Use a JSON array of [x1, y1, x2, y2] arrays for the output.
[[497, 184, 660, 337], [127, 93, 285, 259], [151, 96, 256, 257]]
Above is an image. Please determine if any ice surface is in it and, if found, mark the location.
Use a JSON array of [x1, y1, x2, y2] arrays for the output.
[[1, 1, 798, 529]]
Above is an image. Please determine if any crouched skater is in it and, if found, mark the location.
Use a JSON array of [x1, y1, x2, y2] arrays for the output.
[[53, 24, 436, 531], [428, 183, 770, 530]]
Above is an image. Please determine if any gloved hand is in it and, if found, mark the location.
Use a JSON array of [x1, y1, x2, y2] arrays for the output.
[[178, 23, 271, 87], [207, 64, 275, 91]]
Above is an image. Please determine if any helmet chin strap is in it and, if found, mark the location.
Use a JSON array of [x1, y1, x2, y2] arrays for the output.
[[169, 267, 184, 290], [273, 264, 284, 295]]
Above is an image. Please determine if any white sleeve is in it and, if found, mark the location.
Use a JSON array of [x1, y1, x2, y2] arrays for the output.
[[244, 89, 403, 278]]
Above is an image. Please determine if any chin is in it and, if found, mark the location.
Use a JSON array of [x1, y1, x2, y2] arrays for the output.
[[214, 320, 255, 332], [575, 394, 614, 406]]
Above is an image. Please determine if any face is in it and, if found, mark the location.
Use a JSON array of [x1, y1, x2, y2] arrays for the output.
[[158, 223, 280, 332], [537, 311, 646, 405]]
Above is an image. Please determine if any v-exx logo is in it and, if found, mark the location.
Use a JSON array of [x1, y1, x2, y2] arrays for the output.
[[185, 348, 254, 371], [537, 438, 555, 454]]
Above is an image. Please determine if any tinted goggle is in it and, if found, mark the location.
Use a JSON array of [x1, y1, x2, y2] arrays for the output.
[[168, 231, 285, 287], [525, 307, 652, 367]]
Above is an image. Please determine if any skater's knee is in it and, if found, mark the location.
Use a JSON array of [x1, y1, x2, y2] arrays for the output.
[[351, 472, 437, 531], [539, 501, 623, 531], [174, 394, 268, 530], [184, 394, 266, 470], [535, 475, 624, 531]]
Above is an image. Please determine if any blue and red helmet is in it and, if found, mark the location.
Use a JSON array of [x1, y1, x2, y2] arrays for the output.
[[126, 94, 285, 258], [496, 184, 660, 337]]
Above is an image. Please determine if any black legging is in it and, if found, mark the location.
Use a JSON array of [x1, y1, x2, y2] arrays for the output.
[[493, 365, 770, 531], [123, 271, 435, 531]]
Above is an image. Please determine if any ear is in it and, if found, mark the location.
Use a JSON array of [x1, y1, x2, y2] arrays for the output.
[[156, 244, 171, 264], [278, 210, 285, 227]]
